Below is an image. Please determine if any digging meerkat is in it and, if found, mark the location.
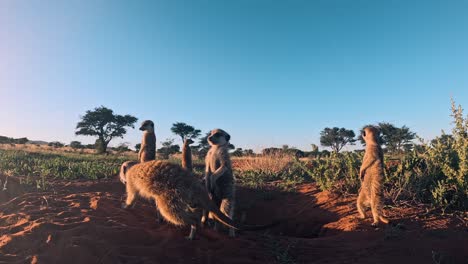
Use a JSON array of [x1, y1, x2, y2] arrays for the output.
[[203, 129, 236, 237], [181, 138, 194, 172], [119, 160, 273, 240], [357, 126, 390, 226], [138, 120, 156, 163]]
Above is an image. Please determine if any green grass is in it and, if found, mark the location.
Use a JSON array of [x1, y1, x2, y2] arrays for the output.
[[0, 149, 130, 182]]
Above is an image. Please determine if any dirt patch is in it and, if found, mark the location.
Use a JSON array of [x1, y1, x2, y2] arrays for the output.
[[0, 175, 25, 204], [0, 180, 467, 264]]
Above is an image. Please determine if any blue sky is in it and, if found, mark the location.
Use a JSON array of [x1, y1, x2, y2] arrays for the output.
[[0, 0, 467, 151]]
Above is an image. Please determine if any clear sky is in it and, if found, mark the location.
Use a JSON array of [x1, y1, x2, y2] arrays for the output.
[[1, 0, 467, 152]]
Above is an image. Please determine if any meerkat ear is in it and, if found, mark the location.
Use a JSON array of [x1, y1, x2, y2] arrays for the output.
[[225, 133, 231, 142]]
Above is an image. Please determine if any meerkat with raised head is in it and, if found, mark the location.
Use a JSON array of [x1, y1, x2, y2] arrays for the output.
[[357, 126, 389, 226], [119, 160, 270, 240], [182, 138, 194, 172], [138, 120, 156, 163], [203, 129, 236, 237]]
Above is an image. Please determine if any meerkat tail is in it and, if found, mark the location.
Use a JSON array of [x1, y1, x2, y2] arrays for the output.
[[205, 201, 240, 230], [205, 200, 281, 231], [380, 216, 389, 224]]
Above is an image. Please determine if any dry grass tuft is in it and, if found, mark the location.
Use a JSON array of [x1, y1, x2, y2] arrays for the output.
[[232, 153, 293, 174]]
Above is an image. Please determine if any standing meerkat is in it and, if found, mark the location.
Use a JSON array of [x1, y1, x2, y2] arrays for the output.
[[357, 126, 389, 226], [138, 120, 156, 163], [203, 128, 236, 237], [182, 138, 194, 172], [119, 160, 270, 240]]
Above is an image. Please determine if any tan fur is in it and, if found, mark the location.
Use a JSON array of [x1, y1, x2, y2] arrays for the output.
[[182, 139, 194, 172], [120, 160, 250, 240], [203, 129, 236, 237], [357, 126, 389, 226], [138, 120, 156, 163]]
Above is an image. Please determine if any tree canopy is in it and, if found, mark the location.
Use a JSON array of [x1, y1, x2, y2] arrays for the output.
[[170, 122, 201, 143], [75, 106, 137, 153], [320, 127, 356, 152], [377, 122, 416, 153]]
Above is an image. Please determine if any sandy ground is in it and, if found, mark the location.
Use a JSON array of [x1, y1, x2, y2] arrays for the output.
[[0, 174, 466, 264]]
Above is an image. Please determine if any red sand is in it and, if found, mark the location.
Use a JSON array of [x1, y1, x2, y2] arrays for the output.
[[0, 175, 466, 264]]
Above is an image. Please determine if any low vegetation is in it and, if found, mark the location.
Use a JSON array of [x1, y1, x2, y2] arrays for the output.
[[0, 151, 128, 190]]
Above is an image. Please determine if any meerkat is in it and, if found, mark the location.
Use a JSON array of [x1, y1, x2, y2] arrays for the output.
[[357, 126, 389, 226], [203, 129, 236, 237], [119, 160, 270, 240], [138, 120, 156, 163], [182, 138, 194, 172]]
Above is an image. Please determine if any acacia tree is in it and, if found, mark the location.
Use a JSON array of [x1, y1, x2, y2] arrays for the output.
[[75, 106, 137, 154], [171, 122, 201, 143], [320, 127, 356, 152], [70, 141, 84, 149], [378, 122, 416, 153]]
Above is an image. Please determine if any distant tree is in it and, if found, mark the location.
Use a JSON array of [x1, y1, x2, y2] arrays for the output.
[[262, 147, 282, 156], [377, 123, 416, 153], [0, 136, 14, 144], [232, 148, 244, 157], [14, 137, 29, 144], [70, 141, 84, 149], [84, 144, 95, 149], [48, 141, 64, 148], [320, 127, 356, 153], [231, 148, 255, 157], [75, 106, 137, 154], [114, 142, 131, 153], [286, 148, 305, 158], [243, 149, 255, 156], [157, 139, 180, 159], [135, 143, 141, 153], [170, 122, 201, 143]]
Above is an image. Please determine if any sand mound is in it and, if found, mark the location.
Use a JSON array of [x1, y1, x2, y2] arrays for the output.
[[0, 179, 466, 264]]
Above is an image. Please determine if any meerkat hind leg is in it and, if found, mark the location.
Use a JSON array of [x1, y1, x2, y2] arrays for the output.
[[186, 224, 197, 240], [356, 191, 367, 219], [370, 193, 382, 226], [220, 197, 236, 237]]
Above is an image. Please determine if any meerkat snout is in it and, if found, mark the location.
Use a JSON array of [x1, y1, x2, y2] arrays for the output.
[[207, 129, 230, 146], [119, 161, 137, 184], [362, 126, 379, 145], [139, 120, 155, 132]]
